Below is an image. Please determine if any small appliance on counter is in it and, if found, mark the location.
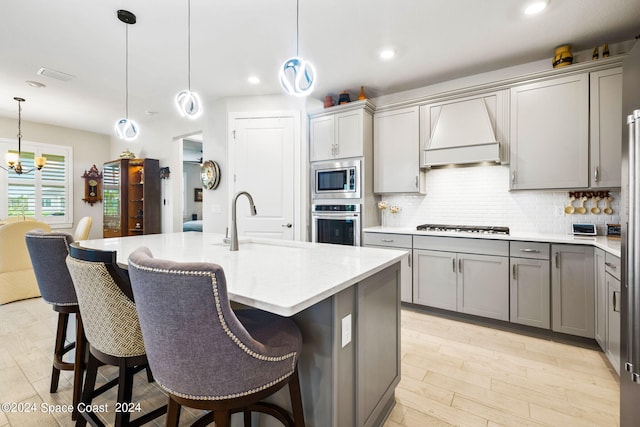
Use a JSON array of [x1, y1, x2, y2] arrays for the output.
[[606, 223, 621, 238], [572, 223, 597, 236]]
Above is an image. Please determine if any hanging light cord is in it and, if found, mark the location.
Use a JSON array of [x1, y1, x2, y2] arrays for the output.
[[188, 0, 192, 91], [16, 99, 22, 155], [295, 0, 299, 56], [125, 23, 130, 119]]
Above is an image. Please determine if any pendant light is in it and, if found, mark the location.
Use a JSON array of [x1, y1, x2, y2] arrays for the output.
[[175, 0, 202, 119], [114, 10, 139, 141], [279, 0, 316, 96], [1, 97, 46, 175]]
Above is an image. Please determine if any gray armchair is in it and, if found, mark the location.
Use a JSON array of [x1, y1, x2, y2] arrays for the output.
[[127, 246, 306, 427]]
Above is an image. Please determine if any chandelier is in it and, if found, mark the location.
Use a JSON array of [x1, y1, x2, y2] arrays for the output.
[[1, 97, 46, 175]]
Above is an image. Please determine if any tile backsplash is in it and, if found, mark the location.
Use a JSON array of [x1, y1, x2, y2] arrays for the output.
[[379, 165, 621, 236]]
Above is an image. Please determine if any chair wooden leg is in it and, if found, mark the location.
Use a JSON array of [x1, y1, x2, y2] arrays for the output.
[[145, 366, 154, 383], [214, 410, 231, 427], [76, 352, 99, 427], [51, 312, 69, 393], [166, 397, 181, 427], [114, 363, 135, 427], [71, 313, 85, 421], [288, 367, 306, 427], [244, 410, 252, 426]]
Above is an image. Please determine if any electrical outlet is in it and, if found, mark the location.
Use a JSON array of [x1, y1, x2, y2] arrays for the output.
[[341, 314, 352, 348]]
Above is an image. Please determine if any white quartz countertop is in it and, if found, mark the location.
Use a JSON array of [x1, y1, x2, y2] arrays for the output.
[[364, 226, 621, 258], [79, 232, 407, 317]]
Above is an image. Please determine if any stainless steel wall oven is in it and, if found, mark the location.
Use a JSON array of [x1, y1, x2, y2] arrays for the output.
[[311, 204, 361, 246]]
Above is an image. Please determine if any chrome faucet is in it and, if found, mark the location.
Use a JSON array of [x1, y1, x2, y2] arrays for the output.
[[230, 191, 257, 251]]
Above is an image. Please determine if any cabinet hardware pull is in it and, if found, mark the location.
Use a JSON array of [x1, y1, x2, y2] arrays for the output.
[[511, 171, 516, 184], [512, 264, 517, 280], [614, 291, 620, 312], [594, 166, 600, 183], [335, 144, 339, 156], [408, 253, 412, 268], [520, 249, 540, 253], [452, 258, 456, 273], [415, 176, 419, 188], [605, 262, 617, 269], [555, 252, 560, 268], [381, 239, 394, 242], [458, 258, 463, 273]]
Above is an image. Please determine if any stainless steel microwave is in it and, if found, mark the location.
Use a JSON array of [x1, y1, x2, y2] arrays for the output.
[[311, 160, 361, 199]]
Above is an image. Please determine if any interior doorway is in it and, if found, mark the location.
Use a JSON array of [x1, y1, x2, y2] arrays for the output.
[[168, 132, 203, 234]]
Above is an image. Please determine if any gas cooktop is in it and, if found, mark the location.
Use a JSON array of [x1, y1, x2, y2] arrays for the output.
[[416, 224, 510, 235]]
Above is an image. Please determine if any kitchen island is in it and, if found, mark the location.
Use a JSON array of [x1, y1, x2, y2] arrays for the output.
[[80, 232, 407, 427]]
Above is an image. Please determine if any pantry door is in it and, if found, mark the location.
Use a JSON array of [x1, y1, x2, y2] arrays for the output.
[[230, 114, 296, 240]]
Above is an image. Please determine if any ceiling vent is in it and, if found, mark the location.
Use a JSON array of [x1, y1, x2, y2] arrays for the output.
[[36, 67, 75, 82]]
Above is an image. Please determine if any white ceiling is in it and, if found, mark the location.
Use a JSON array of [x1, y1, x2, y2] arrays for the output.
[[0, 0, 638, 136]]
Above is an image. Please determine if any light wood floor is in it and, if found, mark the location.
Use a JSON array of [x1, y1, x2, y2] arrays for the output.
[[0, 298, 620, 426]]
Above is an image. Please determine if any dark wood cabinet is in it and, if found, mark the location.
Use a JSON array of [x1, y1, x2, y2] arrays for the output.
[[102, 158, 160, 237]]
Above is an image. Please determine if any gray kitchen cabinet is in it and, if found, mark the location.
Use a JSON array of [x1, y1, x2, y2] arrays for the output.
[[551, 244, 595, 338], [413, 236, 509, 321], [594, 248, 607, 349], [309, 100, 373, 161], [605, 252, 621, 374], [590, 67, 622, 188], [363, 232, 413, 302], [510, 73, 589, 189], [510, 241, 551, 329], [373, 106, 425, 194]]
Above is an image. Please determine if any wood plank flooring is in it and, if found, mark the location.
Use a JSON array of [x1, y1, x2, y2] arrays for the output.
[[0, 298, 620, 426]]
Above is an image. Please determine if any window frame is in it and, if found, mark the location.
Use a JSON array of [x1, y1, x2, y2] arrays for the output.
[[0, 138, 74, 228]]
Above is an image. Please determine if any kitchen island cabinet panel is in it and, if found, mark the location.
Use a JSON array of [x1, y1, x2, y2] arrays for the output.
[[364, 232, 413, 302], [551, 244, 595, 338], [606, 271, 621, 375]]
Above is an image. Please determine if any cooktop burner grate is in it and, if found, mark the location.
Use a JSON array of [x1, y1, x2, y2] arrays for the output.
[[416, 224, 510, 235]]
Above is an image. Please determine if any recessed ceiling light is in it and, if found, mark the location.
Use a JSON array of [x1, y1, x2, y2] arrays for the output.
[[25, 80, 46, 88], [380, 49, 395, 60], [248, 76, 260, 85], [524, 1, 548, 15]]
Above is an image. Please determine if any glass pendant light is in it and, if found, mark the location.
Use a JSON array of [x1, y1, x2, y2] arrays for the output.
[[175, 0, 202, 119], [114, 10, 139, 141], [279, 0, 316, 96]]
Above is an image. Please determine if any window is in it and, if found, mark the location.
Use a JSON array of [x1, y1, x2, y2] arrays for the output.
[[0, 139, 73, 227]]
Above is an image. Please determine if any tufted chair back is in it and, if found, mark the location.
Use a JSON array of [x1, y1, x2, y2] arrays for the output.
[[127, 246, 301, 400], [66, 243, 145, 358], [25, 230, 76, 306]]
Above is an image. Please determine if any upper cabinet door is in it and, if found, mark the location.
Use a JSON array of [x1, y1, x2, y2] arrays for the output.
[[334, 109, 364, 159], [309, 115, 335, 162], [510, 73, 589, 189], [590, 67, 622, 188], [374, 106, 424, 194]]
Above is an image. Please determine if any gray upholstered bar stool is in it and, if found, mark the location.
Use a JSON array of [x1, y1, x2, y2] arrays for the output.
[[127, 246, 306, 427], [65, 243, 166, 427], [25, 230, 85, 421]]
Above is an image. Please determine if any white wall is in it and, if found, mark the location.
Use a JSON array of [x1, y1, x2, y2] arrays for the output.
[[377, 165, 621, 236], [0, 117, 111, 239]]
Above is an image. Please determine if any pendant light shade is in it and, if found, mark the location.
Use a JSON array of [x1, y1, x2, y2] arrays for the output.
[[280, 0, 316, 96], [114, 10, 139, 141], [175, 0, 202, 119]]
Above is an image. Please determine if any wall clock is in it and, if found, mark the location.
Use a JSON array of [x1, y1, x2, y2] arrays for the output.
[[201, 160, 220, 190], [82, 164, 103, 206]]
